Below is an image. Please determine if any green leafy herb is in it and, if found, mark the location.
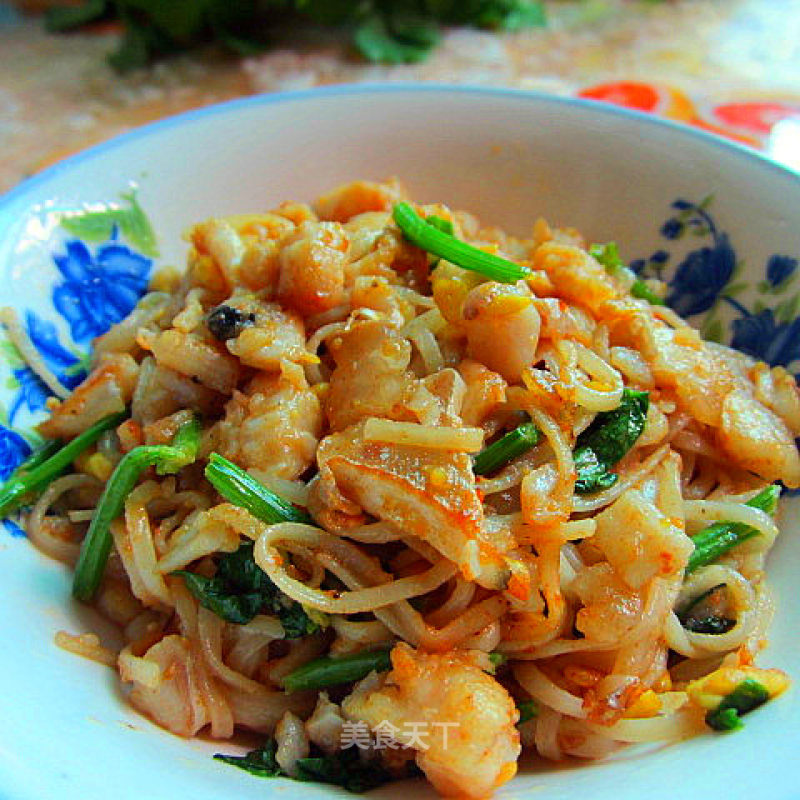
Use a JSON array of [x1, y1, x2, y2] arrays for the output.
[[686, 485, 780, 574], [45, 0, 545, 72], [488, 651, 507, 667], [205, 452, 312, 525], [706, 678, 770, 732], [214, 739, 281, 777], [393, 202, 531, 284], [215, 738, 411, 793], [516, 698, 538, 724], [355, 11, 440, 64], [573, 389, 649, 494], [677, 584, 735, 635], [283, 646, 393, 692], [0, 412, 126, 518], [177, 539, 320, 635], [589, 241, 665, 305], [45, 0, 110, 31], [73, 416, 202, 602], [473, 420, 540, 476], [295, 747, 411, 794]]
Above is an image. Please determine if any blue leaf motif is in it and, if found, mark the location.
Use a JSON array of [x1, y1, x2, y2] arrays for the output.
[[651, 250, 670, 265], [666, 233, 736, 317], [51, 237, 151, 343], [730, 310, 800, 368], [0, 425, 31, 482], [629, 258, 646, 275], [7, 312, 86, 425], [9, 367, 50, 424], [660, 218, 684, 240], [766, 255, 797, 288], [2, 519, 26, 538], [671, 199, 693, 211], [26, 311, 82, 377]]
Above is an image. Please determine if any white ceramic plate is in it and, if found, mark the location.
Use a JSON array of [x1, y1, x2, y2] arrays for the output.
[[0, 85, 798, 800]]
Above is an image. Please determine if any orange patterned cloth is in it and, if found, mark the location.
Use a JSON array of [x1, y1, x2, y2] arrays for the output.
[[578, 81, 800, 151]]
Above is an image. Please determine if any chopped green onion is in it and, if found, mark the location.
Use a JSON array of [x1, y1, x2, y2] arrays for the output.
[[630, 279, 666, 306], [205, 452, 312, 525], [283, 647, 393, 692], [516, 699, 539, 725], [686, 485, 780, 574], [72, 416, 202, 602], [473, 421, 540, 476], [589, 241, 665, 306], [0, 412, 126, 518], [677, 583, 735, 634], [17, 439, 62, 473], [393, 202, 530, 284], [426, 215, 454, 235], [706, 678, 770, 731], [488, 651, 507, 667]]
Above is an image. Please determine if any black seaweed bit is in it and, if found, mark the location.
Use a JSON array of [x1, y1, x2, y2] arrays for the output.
[[207, 305, 252, 341]]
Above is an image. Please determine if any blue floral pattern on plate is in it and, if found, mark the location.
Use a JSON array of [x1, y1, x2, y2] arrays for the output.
[[53, 236, 151, 343], [0, 193, 156, 527], [632, 196, 800, 376]]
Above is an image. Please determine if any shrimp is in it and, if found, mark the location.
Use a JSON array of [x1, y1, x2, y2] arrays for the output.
[[458, 359, 507, 428], [277, 221, 349, 317], [38, 353, 138, 439], [225, 302, 308, 371], [592, 489, 693, 589], [215, 372, 322, 480], [315, 419, 511, 589], [462, 282, 541, 384], [326, 319, 414, 432], [315, 178, 405, 223], [571, 563, 644, 645], [121, 635, 212, 738], [717, 386, 800, 487], [342, 643, 520, 799]]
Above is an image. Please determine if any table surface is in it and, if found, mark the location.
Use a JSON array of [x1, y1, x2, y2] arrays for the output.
[[1, 0, 799, 194]]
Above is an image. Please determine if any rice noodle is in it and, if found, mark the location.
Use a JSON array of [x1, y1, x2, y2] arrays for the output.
[[362, 417, 484, 452], [255, 523, 458, 614]]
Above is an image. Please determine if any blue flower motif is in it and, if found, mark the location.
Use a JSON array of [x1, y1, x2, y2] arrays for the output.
[[0, 424, 31, 482], [766, 255, 798, 288], [660, 218, 684, 240], [666, 233, 736, 317], [52, 237, 151, 343], [730, 310, 800, 367]]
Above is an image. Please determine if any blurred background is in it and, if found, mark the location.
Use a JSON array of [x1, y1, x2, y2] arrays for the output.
[[1, 0, 799, 193]]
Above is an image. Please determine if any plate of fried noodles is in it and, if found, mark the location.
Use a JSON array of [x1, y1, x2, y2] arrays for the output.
[[0, 85, 798, 800]]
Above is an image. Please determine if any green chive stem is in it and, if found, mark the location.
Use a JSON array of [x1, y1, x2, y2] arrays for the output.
[[0, 412, 126, 517], [686, 485, 780, 574], [393, 202, 530, 284], [205, 453, 312, 525], [283, 647, 393, 692], [72, 416, 202, 602], [473, 421, 540, 476]]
